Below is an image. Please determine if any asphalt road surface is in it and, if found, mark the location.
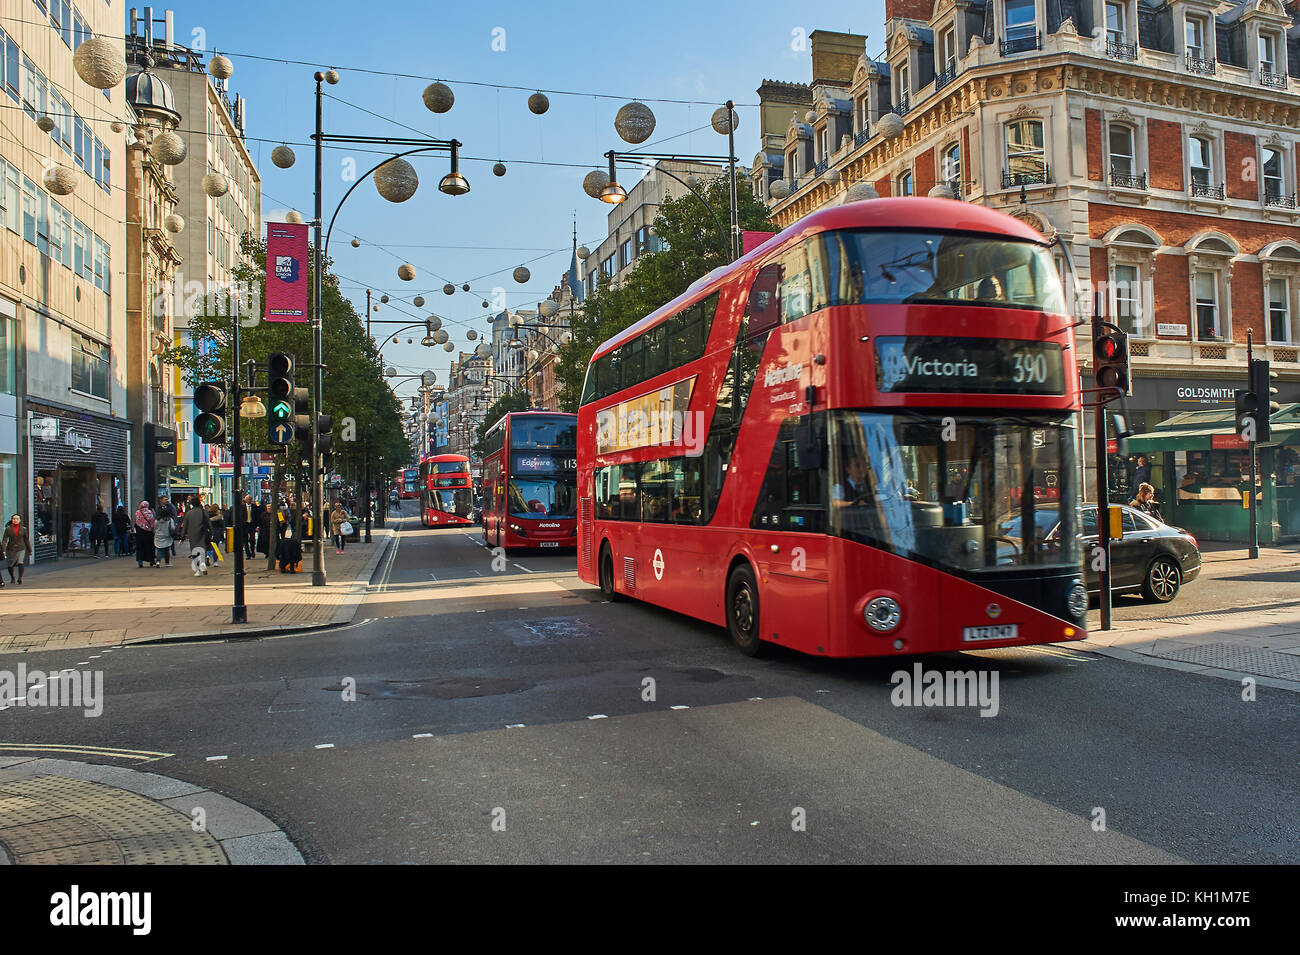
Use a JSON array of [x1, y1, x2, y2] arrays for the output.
[[3, 515, 1295, 863]]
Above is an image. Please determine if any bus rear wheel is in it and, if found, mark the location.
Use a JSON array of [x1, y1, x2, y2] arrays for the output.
[[599, 545, 621, 602], [726, 563, 765, 657]]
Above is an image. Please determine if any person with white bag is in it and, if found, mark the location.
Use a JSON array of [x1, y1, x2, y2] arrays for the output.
[[330, 502, 351, 555]]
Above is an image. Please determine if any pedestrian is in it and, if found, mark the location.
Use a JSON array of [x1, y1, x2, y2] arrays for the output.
[[330, 501, 348, 554], [112, 504, 131, 557], [153, 503, 177, 567], [207, 504, 225, 565], [134, 501, 157, 568], [255, 499, 270, 556], [1130, 482, 1162, 521], [1, 514, 32, 586], [276, 524, 303, 573], [180, 496, 211, 576], [90, 504, 110, 558]]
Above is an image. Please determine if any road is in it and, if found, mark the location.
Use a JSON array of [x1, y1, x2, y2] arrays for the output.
[[2, 515, 1295, 863]]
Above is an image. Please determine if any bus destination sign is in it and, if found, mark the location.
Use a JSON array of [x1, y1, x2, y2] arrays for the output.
[[875, 337, 1066, 395]]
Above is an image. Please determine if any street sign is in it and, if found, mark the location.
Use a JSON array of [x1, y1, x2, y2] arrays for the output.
[[271, 422, 293, 444]]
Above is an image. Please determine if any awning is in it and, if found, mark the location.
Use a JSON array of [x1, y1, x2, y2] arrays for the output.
[[1125, 404, 1300, 452]]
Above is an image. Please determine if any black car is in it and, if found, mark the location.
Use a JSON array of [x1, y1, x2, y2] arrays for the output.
[[1077, 504, 1201, 603]]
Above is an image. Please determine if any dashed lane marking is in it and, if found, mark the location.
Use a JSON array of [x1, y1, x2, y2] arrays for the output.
[[205, 755, 228, 762], [587, 714, 608, 720], [314, 743, 335, 749], [670, 705, 690, 710], [412, 733, 434, 738], [506, 724, 525, 729]]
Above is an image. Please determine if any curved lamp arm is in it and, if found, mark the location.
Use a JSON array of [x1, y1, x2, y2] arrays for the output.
[[610, 154, 727, 252]]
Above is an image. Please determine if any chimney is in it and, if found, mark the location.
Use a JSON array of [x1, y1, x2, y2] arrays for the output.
[[164, 10, 174, 51], [885, 0, 935, 21], [809, 31, 867, 87]]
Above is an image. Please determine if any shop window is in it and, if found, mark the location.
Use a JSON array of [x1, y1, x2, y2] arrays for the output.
[[71, 336, 110, 400]]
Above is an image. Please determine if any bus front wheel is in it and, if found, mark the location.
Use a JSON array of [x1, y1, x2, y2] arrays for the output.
[[599, 545, 622, 602], [726, 564, 766, 657]]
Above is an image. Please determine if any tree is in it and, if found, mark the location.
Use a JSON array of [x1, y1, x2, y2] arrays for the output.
[[163, 235, 408, 503], [473, 390, 531, 454], [554, 173, 776, 410]]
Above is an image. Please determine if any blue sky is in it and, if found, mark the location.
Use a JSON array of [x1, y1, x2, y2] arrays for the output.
[[178, 0, 887, 390]]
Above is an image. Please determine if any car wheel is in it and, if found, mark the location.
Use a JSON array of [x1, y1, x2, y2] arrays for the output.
[[599, 544, 622, 602], [1141, 556, 1181, 603], [725, 563, 766, 657]]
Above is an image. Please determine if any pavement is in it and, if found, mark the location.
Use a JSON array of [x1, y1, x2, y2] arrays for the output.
[[1081, 540, 1300, 691], [0, 527, 395, 654]]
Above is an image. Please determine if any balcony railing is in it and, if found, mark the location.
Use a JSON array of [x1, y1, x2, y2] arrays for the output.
[[813, 157, 828, 176], [948, 178, 964, 200], [935, 63, 958, 90], [1186, 53, 1217, 75], [1265, 190, 1298, 209], [853, 128, 870, 148], [891, 96, 909, 117], [1110, 168, 1147, 190], [1002, 164, 1050, 189], [1260, 69, 1288, 90], [1000, 31, 1041, 56], [1106, 38, 1138, 61], [1190, 181, 1226, 200]]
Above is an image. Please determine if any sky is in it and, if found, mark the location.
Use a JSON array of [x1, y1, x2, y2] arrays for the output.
[[171, 0, 888, 397]]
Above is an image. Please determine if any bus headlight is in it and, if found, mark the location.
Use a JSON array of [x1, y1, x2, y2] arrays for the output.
[[864, 596, 902, 633], [1066, 579, 1088, 618]]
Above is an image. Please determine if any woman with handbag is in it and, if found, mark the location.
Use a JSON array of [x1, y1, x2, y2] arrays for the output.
[[1, 514, 33, 585], [133, 501, 157, 568], [153, 498, 177, 567], [330, 502, 349, 554]]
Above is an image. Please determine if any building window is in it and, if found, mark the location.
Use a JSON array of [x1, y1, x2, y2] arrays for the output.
[[1108, 123, 1142, 187], [1106, 2, 1126, 43], [620, 238, 633, 270], [941, 26, 957, 73], [1188, 136, 1216, 194], [71, 336, 110, 400], [1113, 263, 1140, 335], [897, 170, 913, 196], [817, 126, 828, 164], [786, 148, 798, 182], [942, 143, 961, 196], [2, 29, 18, 103], [1003, 0, 1037, 48], [1186, 17, 1205, 58], [856, 97, 869, 134], [1194, 270, 1220, 340], [1263, 147, 1286, 202], [1260, 33, 1277, 73], [1, 159, 18, 234], [601, 254, 616, 279], [0, 311, 14, 397], [1268, 277, 1291, 343], [1004, 119, 1046, 185]]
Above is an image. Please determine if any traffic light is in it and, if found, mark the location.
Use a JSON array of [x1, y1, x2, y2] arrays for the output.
[[193, 381, 227, 443], [268, 353, 296, 445], [1250, 358, 1279, 442], [1094, 330, 1129, 394], [293, 389, 312, 443], [317, 414, 334, 456], [1235, 388, 1259, 442]]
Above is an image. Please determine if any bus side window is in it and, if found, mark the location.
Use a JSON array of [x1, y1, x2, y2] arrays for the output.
[[644, 324, 668, 381], [746, 262, 783, 337], [617, 463, 639, 520]]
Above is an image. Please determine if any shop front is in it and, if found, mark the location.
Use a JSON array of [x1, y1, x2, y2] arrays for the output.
[[27, 404, 131, 561], [1125, 404, 1300, 544]]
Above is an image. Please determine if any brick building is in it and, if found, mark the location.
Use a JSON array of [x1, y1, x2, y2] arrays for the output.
[[754, 6, 1300, 540]]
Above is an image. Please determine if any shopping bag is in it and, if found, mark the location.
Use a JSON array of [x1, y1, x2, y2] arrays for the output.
[[340, 521, 353, 536]]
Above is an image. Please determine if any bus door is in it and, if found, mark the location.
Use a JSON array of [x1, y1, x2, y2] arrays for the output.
[[749, 416, 829, 646]]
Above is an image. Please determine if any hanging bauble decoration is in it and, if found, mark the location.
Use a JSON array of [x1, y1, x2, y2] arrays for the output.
[[202, 173, 229, 197], [577, 245, 590, 260], [413, 296, 425, 308], [845, 182, 880, 202], [110, 121, 125, 133], [73, 37, 127, 90], [443, 283, 455, 296], [208, 54, 234, 80], [380, 294, 389, 304], [823, 168, 841, 185], [36, 115, 55, 133], [428, 316, 442, 330], [927, 183, 955, 199], [271, 144, 296, 168], [712, 107, 739, 134], [433, 330, 449, 344], [582, 170, 609, 199], [324, 69, 340, 85], [164, 213, 185, 233], [493, 162, 507, 177], [614, 101, 656, 144], [151, 129, 187, 165], [768, 179, 790, 200], [876, 112, 905, 140], [443, 342, 455, 352], [351, 238, 360, 248], [422, 82, 454, 113], [538, 300, 558, 318], [285, 210, 303, 224], [527, 92, 550, 115], [374, 158, 419, 203], [804, 110, 817, 125], [513, 266, 530, 284], [397, 263, 416, 281], [43, 164, 77, 196], [481, 301, 489, 308], [462, 283, 470, 292], [466, 329, 478, 341], [476, 343, 491, 358]]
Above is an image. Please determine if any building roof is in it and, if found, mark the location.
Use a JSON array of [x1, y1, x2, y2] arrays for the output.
[[125, 68, 180, 124]]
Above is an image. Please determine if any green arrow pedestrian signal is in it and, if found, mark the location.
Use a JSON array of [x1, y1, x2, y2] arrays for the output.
[[193, 381, 227, 443]]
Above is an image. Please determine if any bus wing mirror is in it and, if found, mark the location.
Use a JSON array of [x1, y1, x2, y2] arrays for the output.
[[1109, 411, 1134, 458]]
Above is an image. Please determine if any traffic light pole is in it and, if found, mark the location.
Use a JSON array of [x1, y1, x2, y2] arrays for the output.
[[1093, 314, 1113, 632], [1248, 331, 1259, 559], [312, 73, 326, 587], [231, 301, 247, 623], [364, 288, 373, 544]]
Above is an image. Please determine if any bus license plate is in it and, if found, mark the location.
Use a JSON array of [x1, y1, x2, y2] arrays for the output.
[[539, 541, 559, 547], [962, 624, 1019, 642]]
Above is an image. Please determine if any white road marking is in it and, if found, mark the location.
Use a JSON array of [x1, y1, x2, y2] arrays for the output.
[[513, 563, 536, 573], [205, 755, 228, 762], [412, 733, 434, 738], [670, 705, 690, 710], [506, 723, 525, 729], [314, 743, 335, 749], [475, 609, 486, 613], [587, 714, 608, 720], [748, 697, 764, 702], [429, 569, 438, 580]]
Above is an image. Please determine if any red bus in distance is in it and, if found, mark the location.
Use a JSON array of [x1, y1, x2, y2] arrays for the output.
[[419, 453, 473, 527], [481, 411, 578, 551], [576, 198, 1087, 658], [396, 468, 420, 500]]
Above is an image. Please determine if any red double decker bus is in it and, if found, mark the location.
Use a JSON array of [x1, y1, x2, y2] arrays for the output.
[[481, 411, 578, 551], [395, 468, 420, 500], [577, 198, 1087, 658], [419, 453, 473, 527]]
